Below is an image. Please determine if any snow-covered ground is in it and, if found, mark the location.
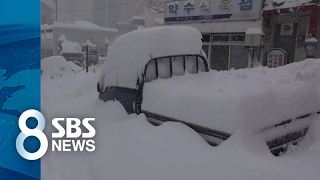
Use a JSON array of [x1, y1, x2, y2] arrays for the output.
[[41, 57, 320, 180]]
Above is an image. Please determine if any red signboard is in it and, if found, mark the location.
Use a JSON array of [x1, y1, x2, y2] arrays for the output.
[[267, 48, 287, 68]]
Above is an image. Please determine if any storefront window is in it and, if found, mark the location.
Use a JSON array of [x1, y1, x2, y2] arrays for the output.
[[211, 35, 229, 42], [202, 34, 210, 42], [230, 45, 249, 69], [210, 45, 229, 71], [230, 35, 245, 42]]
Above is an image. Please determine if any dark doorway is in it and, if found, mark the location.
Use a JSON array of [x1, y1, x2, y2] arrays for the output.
[[274, 23, 298, 64], [210, 45, 229, 71]]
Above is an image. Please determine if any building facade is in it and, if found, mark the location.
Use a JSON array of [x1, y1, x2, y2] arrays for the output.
[[41, 1, 55, 25], [263, 1, 320, 63], [164, 0, 320, 71]]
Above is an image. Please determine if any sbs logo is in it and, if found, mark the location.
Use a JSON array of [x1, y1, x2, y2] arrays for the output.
[[16, 109, 48, 160], [16, 109, 96, 160]]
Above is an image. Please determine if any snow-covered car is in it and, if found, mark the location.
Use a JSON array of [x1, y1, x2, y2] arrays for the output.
[[97, 26, 320, 155]]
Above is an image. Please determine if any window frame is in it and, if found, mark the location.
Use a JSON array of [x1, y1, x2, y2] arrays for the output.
[[143, 54, 209, 83], [202, 33, 247, 71]]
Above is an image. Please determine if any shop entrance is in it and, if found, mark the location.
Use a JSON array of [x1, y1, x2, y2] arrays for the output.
[[274, 23, 298, 64], [202, 33, 249, 71]]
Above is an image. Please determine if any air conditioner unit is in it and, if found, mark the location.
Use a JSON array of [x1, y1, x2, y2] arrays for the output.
[[245, 28, 264, 47]]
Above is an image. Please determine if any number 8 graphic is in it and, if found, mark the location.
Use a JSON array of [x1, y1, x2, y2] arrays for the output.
[[16, 109, 48, 160]]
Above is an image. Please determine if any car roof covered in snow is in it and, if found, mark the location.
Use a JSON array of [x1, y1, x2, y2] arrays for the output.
[[99, 26, 204, 89]]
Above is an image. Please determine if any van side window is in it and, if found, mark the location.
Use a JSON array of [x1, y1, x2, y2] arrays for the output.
[[157, 58, 171, 79], [172, 56, 185, 76], [145, 60, 157, 82]]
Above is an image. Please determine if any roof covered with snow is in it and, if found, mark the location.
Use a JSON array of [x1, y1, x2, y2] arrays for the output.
[[83, 39, 97, 47], [99, 26, 204, 89], [130, 16, 146, 22], [74, 21, 101, 28], [263, 0, 319, 11], [53, 22, 118, 33]]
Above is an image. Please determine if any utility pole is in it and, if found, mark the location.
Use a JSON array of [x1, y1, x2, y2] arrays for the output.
[[53, 0, 58, 21], [86, 45, 89, 73]]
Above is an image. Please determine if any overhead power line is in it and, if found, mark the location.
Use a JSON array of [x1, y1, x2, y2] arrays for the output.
[[58, 0, 91, 11], [57, 0, 143, 13]]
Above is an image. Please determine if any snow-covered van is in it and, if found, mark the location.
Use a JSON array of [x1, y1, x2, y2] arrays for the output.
[[97, 26, 320, 155]]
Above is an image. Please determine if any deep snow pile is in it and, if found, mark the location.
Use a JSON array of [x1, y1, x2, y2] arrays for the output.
[[285, 115, 320, 155], [41, 56, 74, 79], [99, 26, 204, 89], [142, 59, 320, 134], [229, 58, 320, 97], [41, 56, 320, 180], [67, 61, 83, 72]]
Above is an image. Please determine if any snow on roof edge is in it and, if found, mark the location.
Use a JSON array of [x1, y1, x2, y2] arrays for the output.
[[130, 16, 146, 22], [74, 21, 101, 28], [263, 0, 319, 11]]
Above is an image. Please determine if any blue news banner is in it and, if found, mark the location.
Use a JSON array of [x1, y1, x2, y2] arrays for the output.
[[0, 1, 41, 179]]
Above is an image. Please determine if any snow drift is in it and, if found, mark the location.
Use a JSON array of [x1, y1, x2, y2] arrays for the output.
[[41, 56, 74, 79], [41, 56, 320, 180]]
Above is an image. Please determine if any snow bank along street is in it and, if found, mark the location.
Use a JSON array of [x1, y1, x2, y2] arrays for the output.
[[41, 55, 320, 180]]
